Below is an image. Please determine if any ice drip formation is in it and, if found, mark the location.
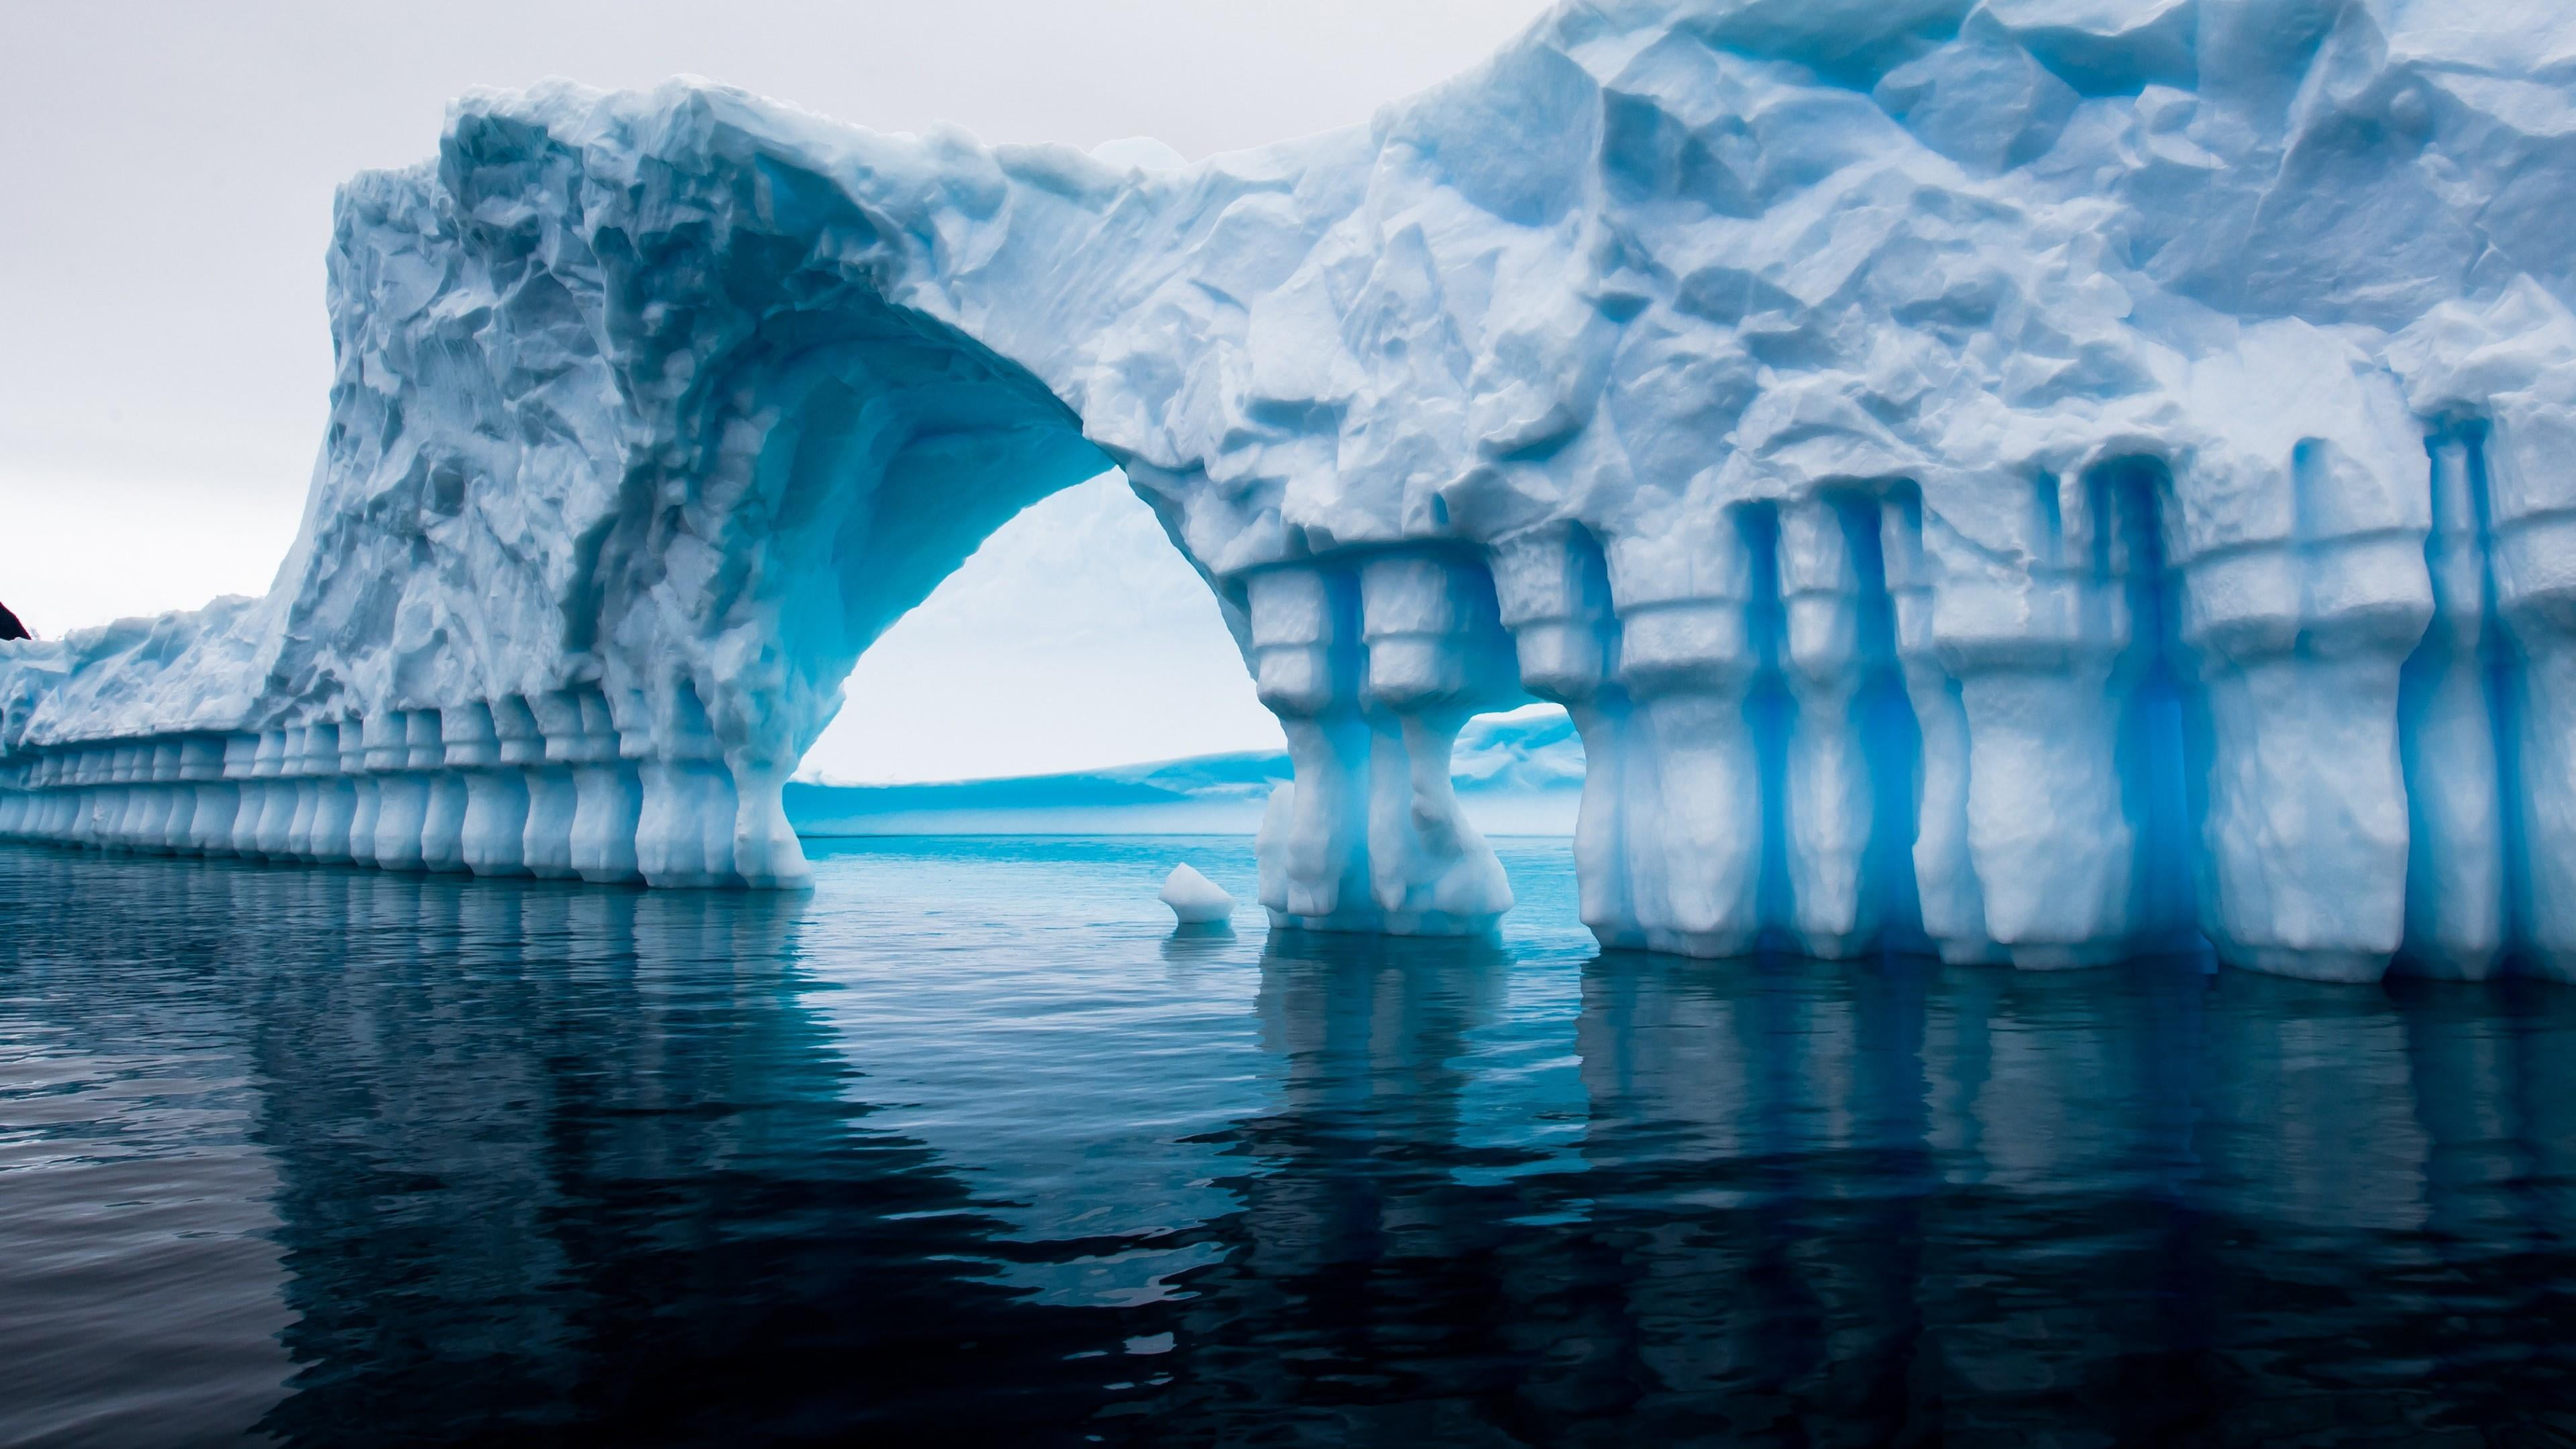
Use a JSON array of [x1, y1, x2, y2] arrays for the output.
[[6, 0, 2576, 981]]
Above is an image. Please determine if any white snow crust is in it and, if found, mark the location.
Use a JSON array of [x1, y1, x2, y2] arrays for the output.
[[7, 0, 2576, 981]]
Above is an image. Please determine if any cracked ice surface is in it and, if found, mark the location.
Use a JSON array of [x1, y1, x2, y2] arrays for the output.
[[7, 0, 2576, 982]]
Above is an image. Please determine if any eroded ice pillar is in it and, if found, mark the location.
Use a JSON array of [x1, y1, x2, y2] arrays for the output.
[[180, 736, 233, 856], [350, 712, 398, 867], [1774, 498, 1909, 959], [19, 754, 50, 840], [23, 753, 56, 841], [0, 759, 28, 840], [2396, 429, 2510, 978], [246, 730, 292, 859], [1927, 476, 2155, 969], [417, 710, 470, 873], [635, 682, 741, 890], [25, 756, 56, 841], [63, 751, 97, 843], [20, 756, 48, 840], [522, 692, 583, 881], [135, 740, 182, 855], [1880, 492, 1999, 963], [79, 746, 117, 849], [48, 751, 82, 844], [56, 748, 86, 846], [282, 725, 321, 861], [372, 712, 430, 872], [727, 752, 809, 890], [1352, 553, 1516, 934], [1604, 519, 1768, 957], [309, 722, 356, 866], [2176, 440, 2432, 982], [450, 701, 531, 878], [159, 738, 207, 853], [217, 734, 259, 857], [1489, 524, 1635, 949], [1249, 566, 1377, 930], [566, 690, 640, 885], [2481, 412, 2576, 979], [101, 743, 142, 851]]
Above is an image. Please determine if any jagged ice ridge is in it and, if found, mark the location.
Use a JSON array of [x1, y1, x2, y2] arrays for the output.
[[5, 0, 2576, 983]]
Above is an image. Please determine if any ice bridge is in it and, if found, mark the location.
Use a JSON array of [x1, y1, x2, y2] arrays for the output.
[[8, 0, 2576, 983]]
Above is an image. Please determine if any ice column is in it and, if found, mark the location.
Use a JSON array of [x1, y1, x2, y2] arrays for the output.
[[350, 706, 394, 856], [411, 710, 465, 872], [565, 690, 640, 885], [1250, 566, 1377, 930], [635, 683, 739, 889], [309, 723, 356, 865], [99, 744, 136, 851], [1931, 474, 2166, 968], [217, 735, 258, 856], [452, 701, 532, 877], [1603, 517, 1769, 957], [0, 758, 25, 839], [136, 741, 181, 854], [284, 725, 321, 861], [727, 751, 810, 890], [372, 712, 429, 871], [1352, 554, 1517, 932], [1489, 525, 1636, 949], [180, 737, 234, 855], [1880, 490, 1999, 963], [1774, 498, 1913, 959], [244, 730, 288, 859], [2483, 413, 2576, 980], [2175, 439, 2432, 981], [522, 692, 582, 880], [2396, 427, 2511, 978]]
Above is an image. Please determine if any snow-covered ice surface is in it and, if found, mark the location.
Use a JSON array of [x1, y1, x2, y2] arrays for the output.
[[7, 0, 2576, 981]]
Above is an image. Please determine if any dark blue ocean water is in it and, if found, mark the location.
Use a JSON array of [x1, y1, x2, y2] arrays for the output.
[[4, 837, 2575, 1446]]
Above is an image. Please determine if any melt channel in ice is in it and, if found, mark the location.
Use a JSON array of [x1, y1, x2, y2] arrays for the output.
[[7, 0, 2576, 985]]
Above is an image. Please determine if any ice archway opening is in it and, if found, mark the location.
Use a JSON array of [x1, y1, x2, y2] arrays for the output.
[[804, 470, 1285, 788], [713, 302, 1123, 775], [458, 284, 1138, 892], [701, 305, 1534, 936]]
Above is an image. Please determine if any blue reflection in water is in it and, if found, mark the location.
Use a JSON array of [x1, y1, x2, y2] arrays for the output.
[[3, 836, 2575, 1446]]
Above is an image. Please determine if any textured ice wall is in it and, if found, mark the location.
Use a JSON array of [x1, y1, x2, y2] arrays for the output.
[[7, 0, 2576, 981]]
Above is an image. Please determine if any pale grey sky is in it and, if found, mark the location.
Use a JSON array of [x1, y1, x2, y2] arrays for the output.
[[0, 0, 1552, 780]]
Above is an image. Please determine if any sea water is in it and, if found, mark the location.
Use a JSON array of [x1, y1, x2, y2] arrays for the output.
[[3, 837, 2575, 1445]]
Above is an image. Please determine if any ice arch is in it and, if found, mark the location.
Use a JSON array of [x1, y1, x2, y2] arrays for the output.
[[14, 0, 2576, 983]]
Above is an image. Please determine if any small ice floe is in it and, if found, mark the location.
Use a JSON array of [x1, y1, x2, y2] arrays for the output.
[[1158, 864, 1234, 926]]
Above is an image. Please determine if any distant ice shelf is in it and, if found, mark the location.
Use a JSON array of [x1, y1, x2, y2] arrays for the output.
[[8, 0, 2576, 982], [786, 706, 1582, 838]]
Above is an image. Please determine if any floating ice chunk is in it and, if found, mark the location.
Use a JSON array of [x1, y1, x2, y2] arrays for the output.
[[1158, 864, 1234, 926]]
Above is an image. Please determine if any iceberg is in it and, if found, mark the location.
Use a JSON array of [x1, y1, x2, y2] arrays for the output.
[[6, 0, 2576, 982]]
